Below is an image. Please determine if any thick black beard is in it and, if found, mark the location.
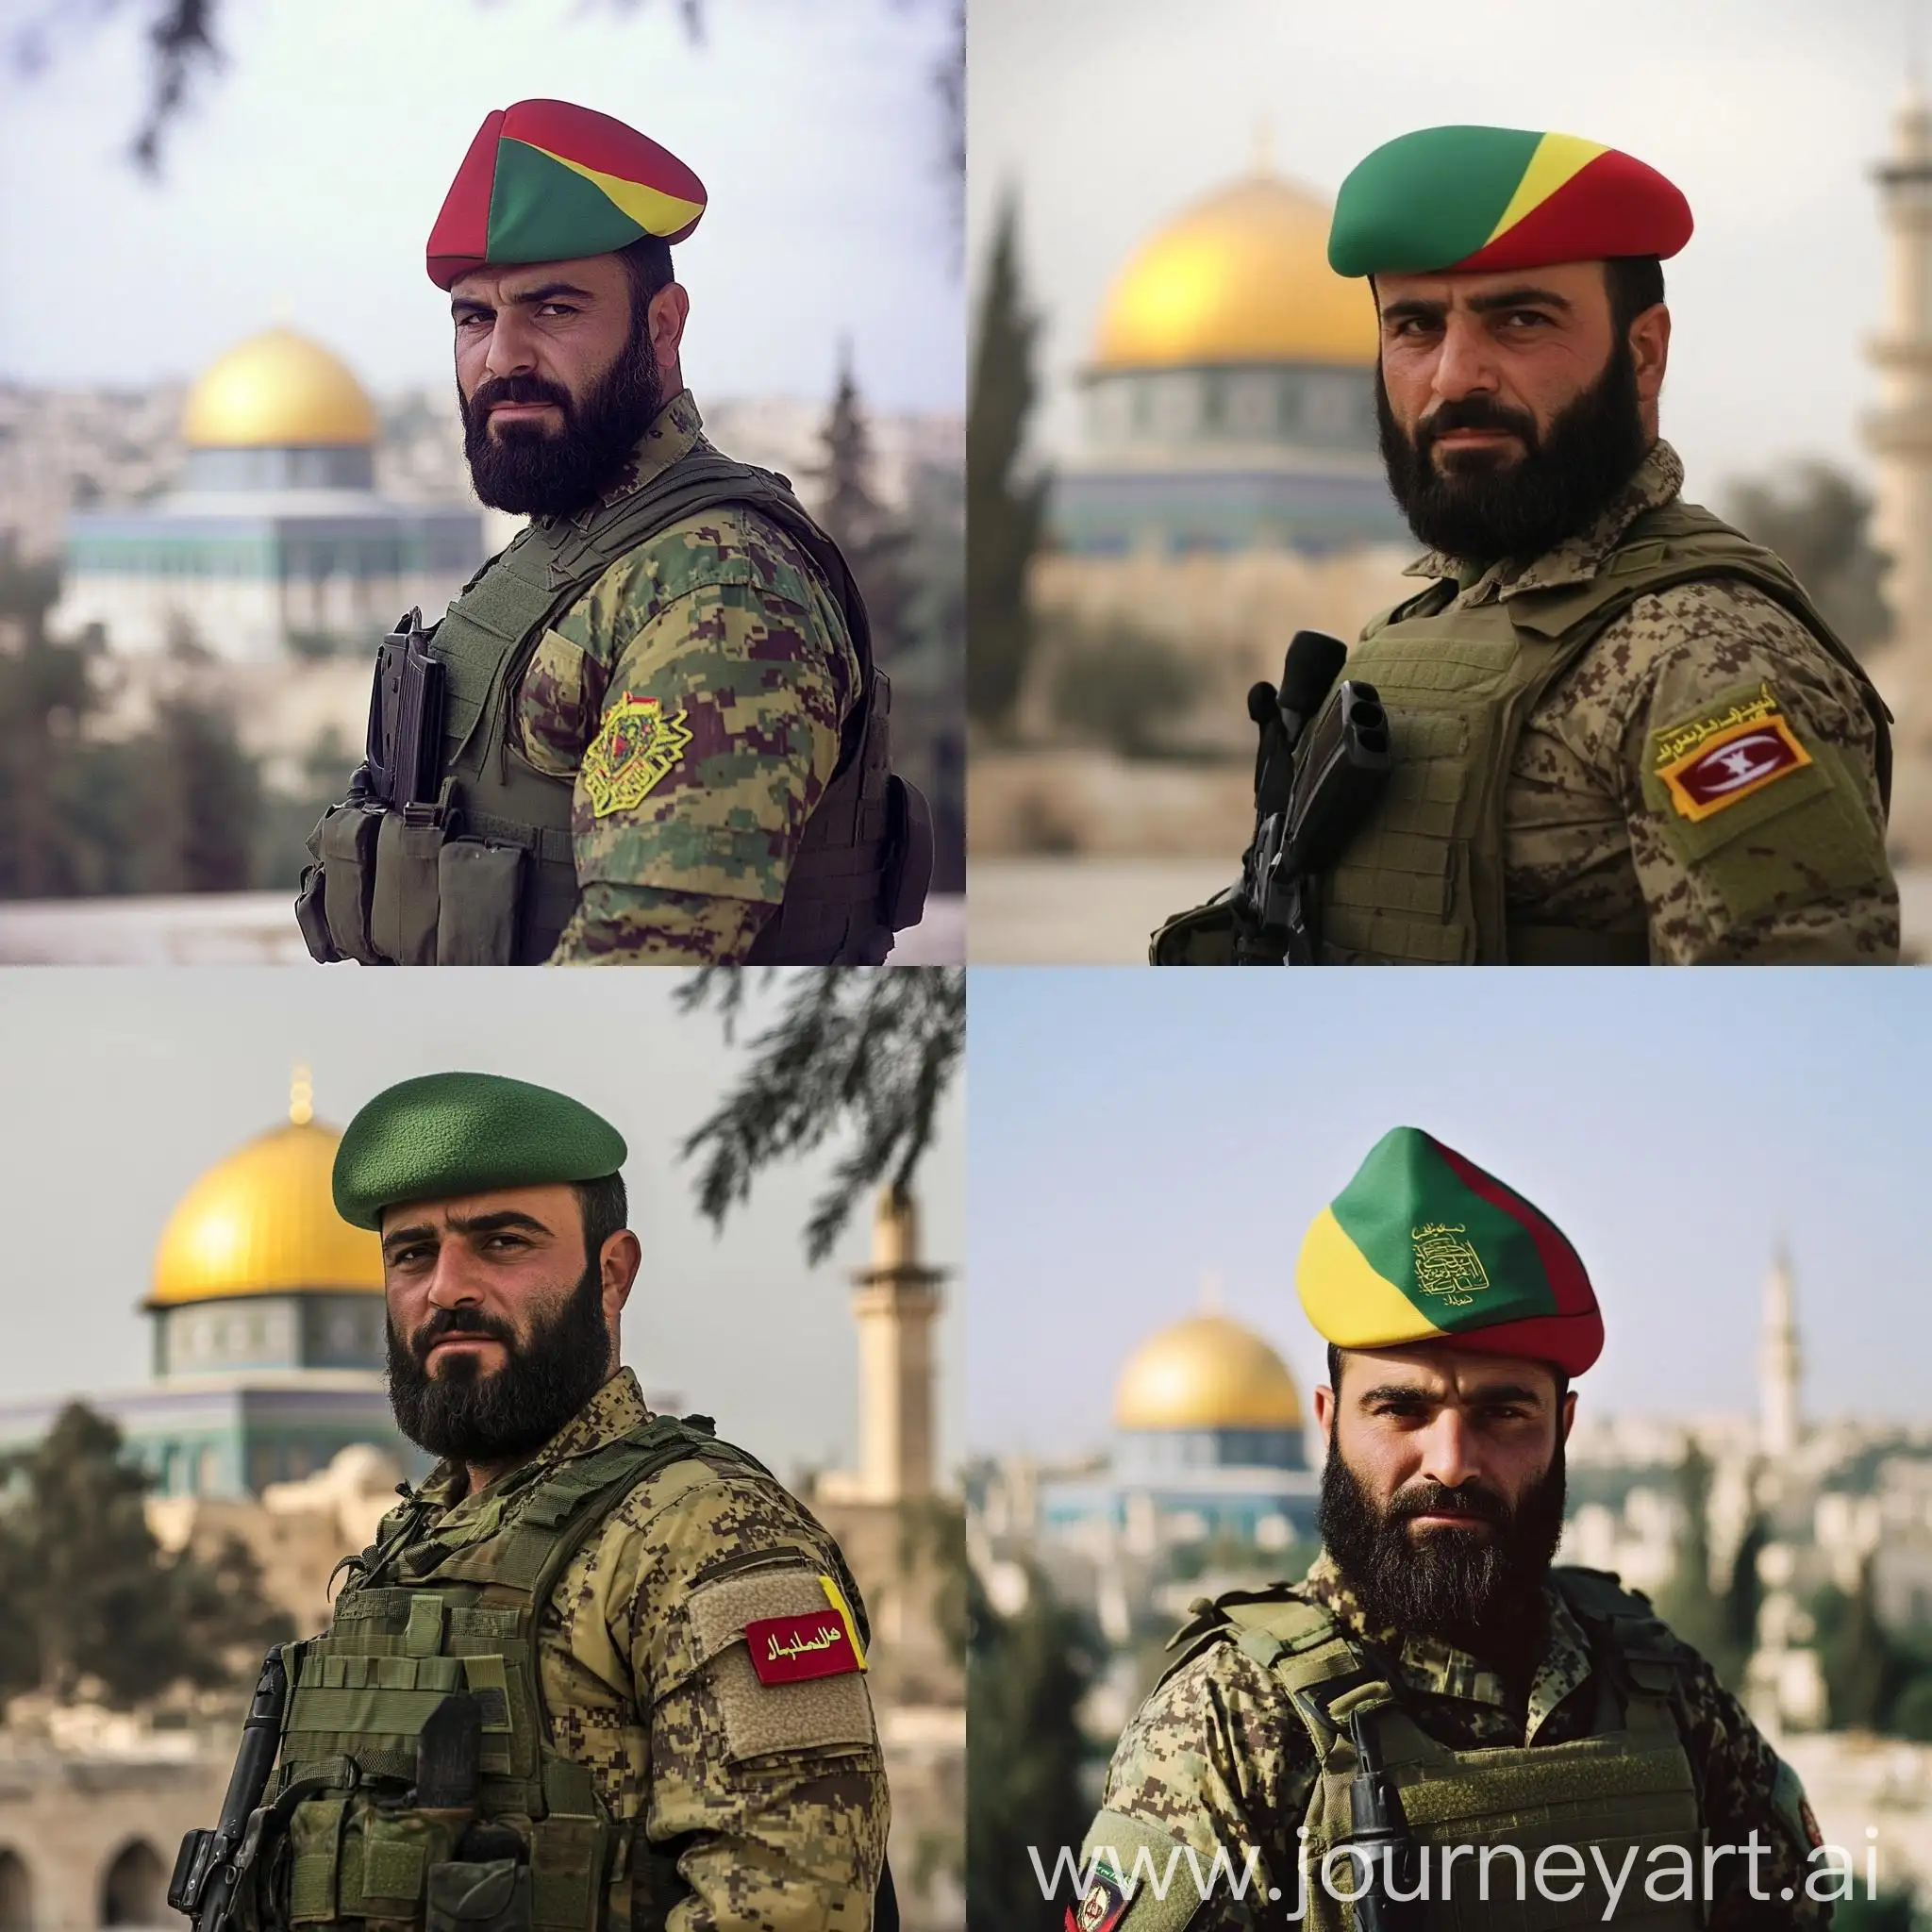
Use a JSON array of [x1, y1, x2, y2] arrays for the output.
[[1375, 332, 1649, 568], [458, 307, 662, 519], [386, 1257, 613, 1466], [1317, 1428, 1568, 1668]]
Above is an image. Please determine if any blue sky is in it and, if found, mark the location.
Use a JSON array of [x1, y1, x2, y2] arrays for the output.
[[967, 969, 1931, 1458], [970, 0, 1916, 495], [0, 0, 961, 410], [0, 972, 964, 1486]]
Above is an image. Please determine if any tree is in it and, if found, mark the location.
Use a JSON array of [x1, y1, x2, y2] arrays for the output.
[[1726, 464, 1892, 659], [676, 967, 964, 1261], [0, 1402, 290, 1709], [812, 346, 913, 657], [1654, 1440, 1740, 1686], [967, 191, 1048, 728], [1823, 1554, 1902, 1732], [1723, 1507, 1770, 1688], [967, 1563, 1099, 1931]]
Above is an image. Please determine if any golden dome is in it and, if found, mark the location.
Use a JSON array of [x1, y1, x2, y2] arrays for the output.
[[181, 326, 378, 449], [1093, 173, 1377, 372], [1114, 1313, 1305, 1431], [148, 1083, 383, 1307]]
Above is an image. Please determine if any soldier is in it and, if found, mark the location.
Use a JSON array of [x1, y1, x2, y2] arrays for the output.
[[192, 1072, 890, 1931], [1160, 125, 1895, 965], [1072, 1127, 1830, 1931], [296, 100, 929, 968]]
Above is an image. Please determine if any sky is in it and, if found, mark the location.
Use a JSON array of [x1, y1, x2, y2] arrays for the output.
[[0, 0, 962, 410], [0, 971, 964, 1486], [968, 0, 1921, 499], [967, 968, 1932, 1461]]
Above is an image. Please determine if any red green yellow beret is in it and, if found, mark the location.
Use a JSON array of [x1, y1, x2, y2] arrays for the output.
[[1327, 125, 1691, 280], [426, 99, 707, 291], [1297, 1126, 1603, 1375]]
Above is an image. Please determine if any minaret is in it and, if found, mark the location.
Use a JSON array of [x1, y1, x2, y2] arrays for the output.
[[845, 1187, 946, 1503], [1867, 84, 1932, 645], [1758, 1244, 1802, 1458]]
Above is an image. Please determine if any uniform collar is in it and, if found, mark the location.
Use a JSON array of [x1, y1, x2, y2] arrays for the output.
[[1301, 1549, 1593, 1740], [415, 1366, 658, 1539], [539, 388, 706, 533], [1400, 438, 1686, 606]]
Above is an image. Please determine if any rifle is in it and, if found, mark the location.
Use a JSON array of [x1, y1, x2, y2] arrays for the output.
[[168, 1647, 287, 1932], [1233, 631, 1392, 964], [1336, 1703, 1425, 1932]]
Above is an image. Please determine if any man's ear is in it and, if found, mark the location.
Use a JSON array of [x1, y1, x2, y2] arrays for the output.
[[1559, 1388, 1578, 1443]]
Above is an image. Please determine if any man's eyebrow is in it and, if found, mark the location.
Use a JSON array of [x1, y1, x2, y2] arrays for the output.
[[452, 280, 597, 320], [1357, 1380, 1438, 1405], [1465, 285, 1573, 316], [1357, 1380, 1545, 1407], [381, 1220, 439, 1258], [443, 1208, 556, 1239]]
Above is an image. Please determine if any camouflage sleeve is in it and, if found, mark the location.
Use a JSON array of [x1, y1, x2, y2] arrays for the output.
[[591, 1468, 888, 1932], [516, 507, 858, 965], [1673, 1652, 1830, 1929], [1079, 1641, 1314, 1930], [1601, 582, 1895, 963]]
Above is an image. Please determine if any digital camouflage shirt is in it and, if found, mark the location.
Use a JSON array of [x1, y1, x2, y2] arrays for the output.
[[1091, 1552, 1824, 1931], [1402, 439, 1897, 964], [392, 1369, 887, 1930], [513, 391, 861, 966]]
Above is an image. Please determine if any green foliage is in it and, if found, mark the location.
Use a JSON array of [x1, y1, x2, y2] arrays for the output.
[[898, 1495, 969, 1667], [1726, 463, 1892, 659], [967, 1563, 1099, 1931], [968, 191, 1049, 728], [1835, 1890, 1921, 1932], [1047, 619, 1197, 759], [1816, 1556, 1928, 1734], [0, 1402, 291, 1709], [1654, 1441, 1740, 1686], [676, 967, 964, 1261]]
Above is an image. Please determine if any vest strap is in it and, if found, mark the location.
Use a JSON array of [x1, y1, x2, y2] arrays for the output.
[[1506, 924, 1652, 966]]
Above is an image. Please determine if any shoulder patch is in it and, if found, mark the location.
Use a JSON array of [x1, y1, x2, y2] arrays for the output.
[[1067, 1864, 1130, 1932], [581, 691, 694, 818], [1649, 680, 1809, 822]]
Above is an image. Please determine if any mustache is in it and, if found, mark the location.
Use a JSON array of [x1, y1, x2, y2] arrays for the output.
[[468, 374, 575, 418], [1417, 394, 1540, 453], [408, 1304, 519, 1370], [1388, 1479, 1510, 1525]]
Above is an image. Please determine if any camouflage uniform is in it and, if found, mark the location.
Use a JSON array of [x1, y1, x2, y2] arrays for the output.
[[1091, 1551, 1823, 1930], [512, 391, 862, 965], [1405, 439, 1896, 963], [390, 1368, 887, 1930]]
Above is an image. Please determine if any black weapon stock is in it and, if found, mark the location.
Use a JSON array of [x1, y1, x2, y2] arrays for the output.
[[168, 1648, 287, 1932], [1339, 1705, 1425, 1932], [364, 608, 447, 809]]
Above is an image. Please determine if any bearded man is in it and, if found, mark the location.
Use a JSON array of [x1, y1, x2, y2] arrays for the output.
[[200, 1073, 890, 1931], [1071, 1128, 1826, 1932], [1158, 125, 1894, 965], [296, 100, 928, 968]]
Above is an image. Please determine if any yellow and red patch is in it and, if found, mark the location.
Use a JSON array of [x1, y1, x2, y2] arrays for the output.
[[580, 691, 694, 820], [1652, 685, 1811, 823], [745, 1574, 867, 1686]]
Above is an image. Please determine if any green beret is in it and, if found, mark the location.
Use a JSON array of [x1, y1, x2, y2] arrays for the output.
[[1328, 125, 1692, 279], [1297, 1126, 1603, 1375], [333, 1073, 626, 1229], [426, 98, 707, 291]]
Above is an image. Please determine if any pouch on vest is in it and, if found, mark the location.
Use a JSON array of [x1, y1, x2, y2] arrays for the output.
[[882, 774, 935, 932], [371, 811, 446, 967], [425, 1860, 533, 1932], [317, 804, 387, 966], [1148, 890, 1242, 965], [437, 841, 525, 966]]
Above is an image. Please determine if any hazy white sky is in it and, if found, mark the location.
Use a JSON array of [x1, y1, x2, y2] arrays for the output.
[[0, 0, 962, 410], [0, 971, 964, 1487], [968, 969, 1932, 1460], [969, 0, 1919, 498]]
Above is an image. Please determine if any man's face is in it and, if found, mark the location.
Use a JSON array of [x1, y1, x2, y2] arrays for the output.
[[380, 1182, 624, 1466], [450, 255, 685, 519], [1373, 259, 1665, 565], [1312, 1344, 1574, 1655]]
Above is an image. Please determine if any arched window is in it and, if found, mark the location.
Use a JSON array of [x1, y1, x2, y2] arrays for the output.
[[100, 1840, 166, 1928], [0, 1847, 33, 1932]]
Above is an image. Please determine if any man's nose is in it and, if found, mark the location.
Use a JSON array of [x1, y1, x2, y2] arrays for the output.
[[1429, 314, 1500, 403], [425, 1250, 486, 1309], [1415, 1410, 1482, 1491], [483, 314, 539, 381]]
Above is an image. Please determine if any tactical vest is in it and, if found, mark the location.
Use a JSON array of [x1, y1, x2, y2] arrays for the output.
[[1308, 500, 1891, 966], [1088, 1569, 1706, 1932], [229, 1412, 864, 1932], [300, 450, 931, 966]]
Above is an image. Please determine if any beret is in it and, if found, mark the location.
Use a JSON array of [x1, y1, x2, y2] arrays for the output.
[[1297, 1126, 1603, 1375], [427, 98, 707, 291], [333, 1072, 627, 1229], [1328, 125, 1691, 279]]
